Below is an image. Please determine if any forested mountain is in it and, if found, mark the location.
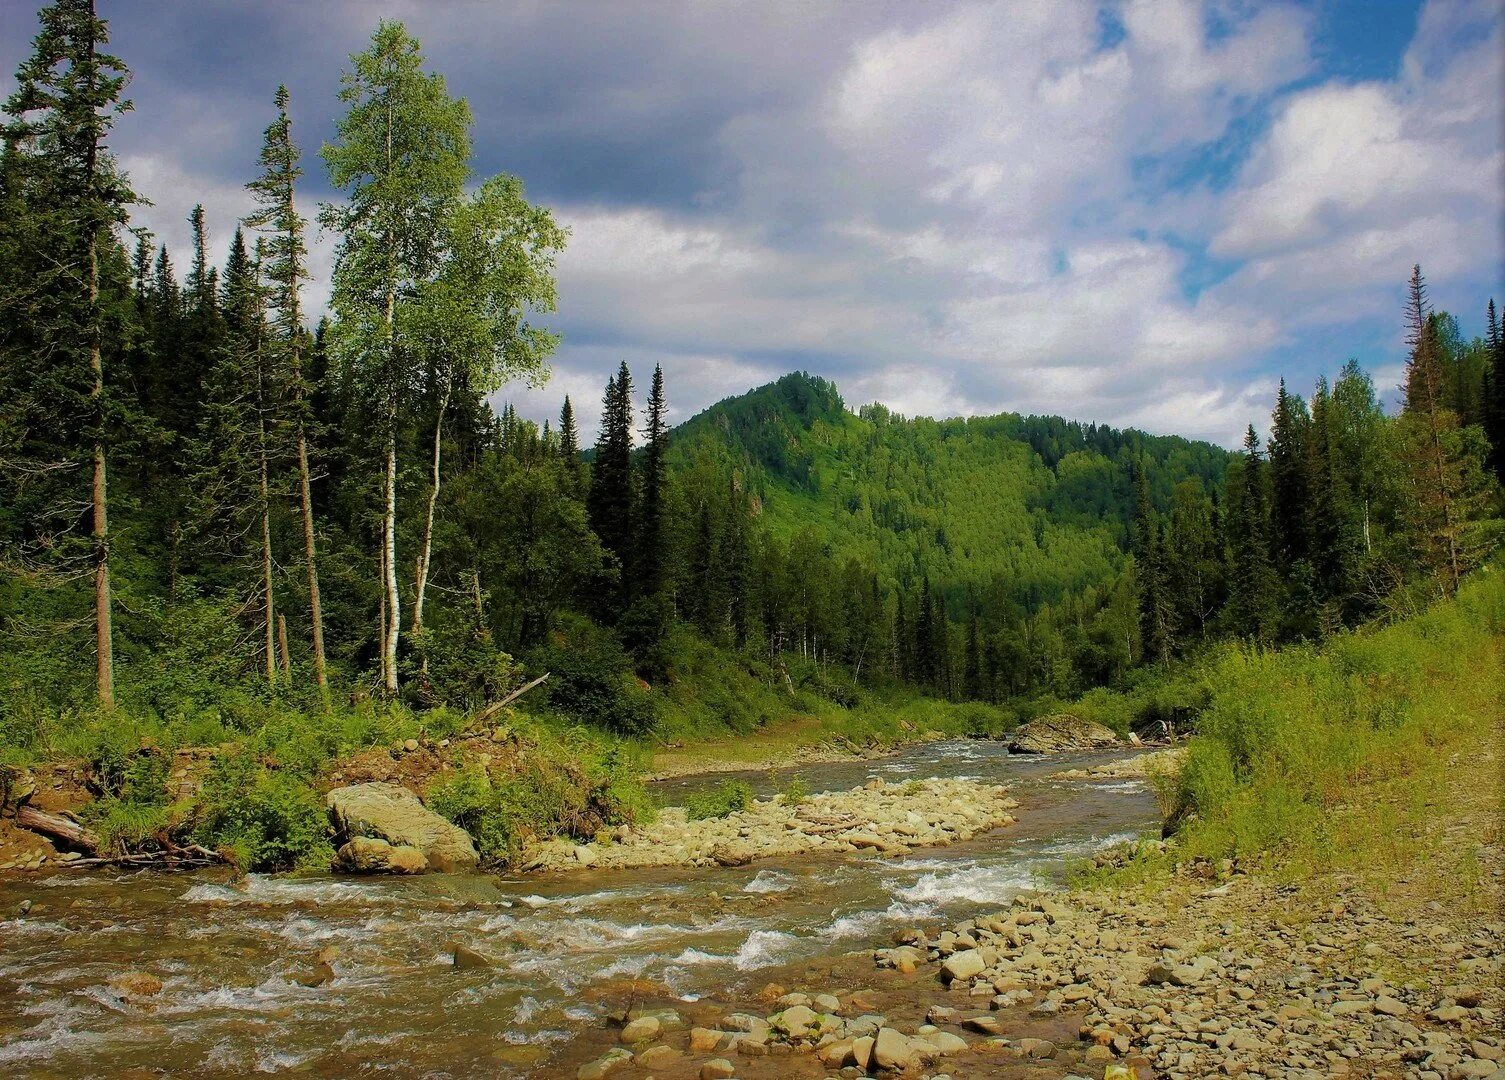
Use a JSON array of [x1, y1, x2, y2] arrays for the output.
[[2, 7, 1501, 758]]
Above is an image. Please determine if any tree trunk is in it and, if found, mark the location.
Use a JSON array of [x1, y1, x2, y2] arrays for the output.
[[296, 429, 327, 691], [83, 12, 113, 710], [16, 805, 100, 853], [412, 377, 451, 654], [277, 612, 291, 679], [259, 421, 277, 686], [382, 434, 400, 695]]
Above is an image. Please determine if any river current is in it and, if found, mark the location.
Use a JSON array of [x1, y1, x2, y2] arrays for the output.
[[0, 740, 1159, 1077]]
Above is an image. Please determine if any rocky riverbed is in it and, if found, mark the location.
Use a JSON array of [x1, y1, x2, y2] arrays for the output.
[[521, 778, 1021, 873], [563, 869, 1501, 1080]]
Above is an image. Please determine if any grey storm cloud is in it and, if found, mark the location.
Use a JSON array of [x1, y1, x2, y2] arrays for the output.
[[3, 0, 1501, 447]]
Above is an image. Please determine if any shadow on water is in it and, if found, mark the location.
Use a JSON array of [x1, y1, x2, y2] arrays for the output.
[[0, 741, 1158, 1077]]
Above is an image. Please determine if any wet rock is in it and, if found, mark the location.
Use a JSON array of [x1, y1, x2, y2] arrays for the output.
[[108, 971, 163, 999], [451, 943, 495, 970], [1019, 1037, 1057, 1059], [689, 1027, 726, 1053], [874, 1027, 912, 1070], [931, 1031, 968, 1055], [620, 1015, 660, 1044], [1007, 714, 1119, 753], [577, 1047, 632, 1080], [963, 1015, 1003, 1035], [851, 1035, 876, 1071], [327, 782, 479, 873], [942, 949, 986, 982], [711, 840, 756, 866], [335, 836, 428, 874], [770, 1004, 817, 1039], [700, 1060, 736, 1080], [292, 961, 334, 987], [635, 1044, 680, 1069]]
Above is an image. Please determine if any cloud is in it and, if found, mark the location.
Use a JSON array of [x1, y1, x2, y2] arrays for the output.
[[2, 0, 1500, 448]]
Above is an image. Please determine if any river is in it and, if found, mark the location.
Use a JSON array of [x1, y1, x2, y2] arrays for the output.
[[0, 740, 1159, 1077]]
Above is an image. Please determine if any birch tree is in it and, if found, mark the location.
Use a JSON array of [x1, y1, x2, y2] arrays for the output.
[[321, 22, 469, 694]]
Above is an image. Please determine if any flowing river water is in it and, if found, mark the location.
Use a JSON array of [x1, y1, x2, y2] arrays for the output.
[[0, 741, 1160, 1077]]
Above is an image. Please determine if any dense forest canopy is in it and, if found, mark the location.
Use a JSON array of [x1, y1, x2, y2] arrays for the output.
[[2, 5, 1502, 754]]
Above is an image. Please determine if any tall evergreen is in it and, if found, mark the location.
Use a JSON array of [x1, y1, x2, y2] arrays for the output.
[[1226, 426, 1277, 641], [3, 0, 138, 707], [1268, 379, 1312, 566], [1484, 298, 1504, 484], [245, 84, 327, 690], [638, 365, 669, 595], [1132, 461, 1173, 663], [588, 363, 635, 602]]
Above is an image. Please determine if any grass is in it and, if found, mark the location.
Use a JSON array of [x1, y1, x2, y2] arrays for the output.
[[683, 779, 754, 820], [1084, 566, 1504, 888]]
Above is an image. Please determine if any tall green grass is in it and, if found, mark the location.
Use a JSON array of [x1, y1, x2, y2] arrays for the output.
[[1164, 568, 1504, 866]]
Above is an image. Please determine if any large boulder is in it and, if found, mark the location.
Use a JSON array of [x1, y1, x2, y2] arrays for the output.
[[326, 782, 479, 873], [1008, 714, 1119, 754]]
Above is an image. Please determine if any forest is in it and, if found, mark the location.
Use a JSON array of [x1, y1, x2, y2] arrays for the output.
[[2, 7, 1503, 865]]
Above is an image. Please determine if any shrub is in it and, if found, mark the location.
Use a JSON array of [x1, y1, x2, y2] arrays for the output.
[[684, 779, 754, 820], [531, 617, 659, 735], [191, 753, 330, 872]]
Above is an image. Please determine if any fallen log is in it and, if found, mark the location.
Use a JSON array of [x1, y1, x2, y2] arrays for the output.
[[473, 673, 549, 726], [15, 804, 99, 853]]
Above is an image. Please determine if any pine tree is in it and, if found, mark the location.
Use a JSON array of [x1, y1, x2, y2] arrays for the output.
[[321, 21, 471, 693], [1226, 426, 1277, 641], [639, 365, 669, 595], [558, 395, 579, 461], [1483, 298, 1504, 484], [587, 363, 635, 605], [1268, 378, 1312, 567], [1397, 266, 1495, 597], [1132, 461, 1173, 663], [3, 0, 138, 707], [246, 84, 327, 690]]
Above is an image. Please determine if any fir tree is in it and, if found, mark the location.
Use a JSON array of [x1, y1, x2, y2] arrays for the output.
[[1226, 426, 1277, 641], [587, 363, 635, 606], [3, 0, 138, 707], [245, 84, 327, 690]]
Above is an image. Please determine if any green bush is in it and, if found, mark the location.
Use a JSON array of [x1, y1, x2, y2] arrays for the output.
[[684, 779, 754, 820], [191, 753, 331, 872], [531, 617, 658, 735]]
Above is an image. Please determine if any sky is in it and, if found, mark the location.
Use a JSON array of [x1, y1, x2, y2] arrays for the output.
[[3, 0, 1502, 447]]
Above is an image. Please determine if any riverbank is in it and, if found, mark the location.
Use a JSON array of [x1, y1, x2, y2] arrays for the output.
[[558, 694, 1503, 1080], [519, 777, 1020, 873]]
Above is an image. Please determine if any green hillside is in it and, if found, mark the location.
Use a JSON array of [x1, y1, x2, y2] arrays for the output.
[[671, 372, 1227, 609]]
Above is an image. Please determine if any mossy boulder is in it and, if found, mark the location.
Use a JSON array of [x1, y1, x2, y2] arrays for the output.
[[1008, 714, 1119, 753], [326, 782, 479, 873]]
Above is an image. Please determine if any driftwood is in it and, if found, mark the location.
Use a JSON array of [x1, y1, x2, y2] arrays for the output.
[[474, 673, 549, 726], [13, 804, 226, 869], [15, 804, 99, 853]]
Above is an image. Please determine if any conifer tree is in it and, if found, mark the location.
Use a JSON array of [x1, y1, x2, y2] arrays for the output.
[[588, 363, 635, 603], [1268, 379, 1312, 566], [639, 365, 669, 596], [3, 0, 137, 707], [321, 21, 471, 693], [1484, 298, 1504, 484], [246, 84, 327, 690], [1397, 266, 1495, 597], [1226, 426, 1277, 641], [1132, 462, 1173, 663]]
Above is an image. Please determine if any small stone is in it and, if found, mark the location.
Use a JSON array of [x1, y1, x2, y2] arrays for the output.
[[403, 738, 419, 752], [1019, 1037, 1057, 1059], [620, 1015, 661, 1044], [700, 1060, 736, 1080], [577, 1048, 632, 1080], [874, 1027, 913, 1070], [451, 943, 493, 970], [689, 1027, 725, 1053], [931, 1031, 968, 1055], [1375, 996, 1408, 1017], [942, 949, 986, 982], [635, 1044, 679, 1069], [963, 1015, 1002, 1035]]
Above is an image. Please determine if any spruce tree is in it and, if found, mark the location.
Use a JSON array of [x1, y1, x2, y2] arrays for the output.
[[587, 363, 635, 604], [1268, 378, 1312, 566], [1484, 298, 1504, 484], [1132, 461, 1173, 663], [3, 0, 138, 707], [639, 365, 669, 595], [1226, 426, 1277, 641], [1397, 266, 1495, 597], [246, 84, 327, 690]]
